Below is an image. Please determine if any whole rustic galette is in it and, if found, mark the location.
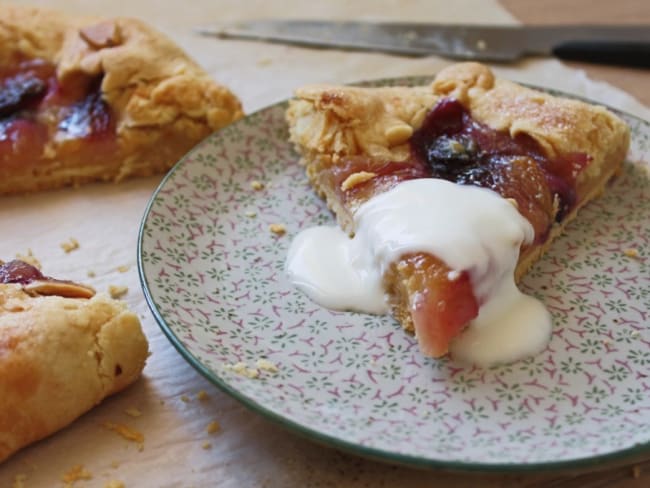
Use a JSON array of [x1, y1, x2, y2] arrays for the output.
[[0, 6, 243, 194], [285, 63, 630, 363], [0, 259, 149, 463]]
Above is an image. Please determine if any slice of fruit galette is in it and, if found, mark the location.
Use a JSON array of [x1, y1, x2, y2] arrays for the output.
[[0, 6, 242, 195], [285, 62, 629, 364]]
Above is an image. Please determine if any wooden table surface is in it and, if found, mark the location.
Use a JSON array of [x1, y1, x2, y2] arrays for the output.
[[501, 0, 649, 107]]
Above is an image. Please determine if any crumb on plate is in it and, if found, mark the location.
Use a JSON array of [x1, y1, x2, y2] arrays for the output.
[[225, 362, 259, 379], [623, 248, 640, 259], [104, 481, 125, 488], [87, 270, 96, 278], [340, 171, 376, 191], [60, 238, 80, 253], [116, 265, 130, 273], [180, 395, 191, 403], [197, 390, 209, 401], [269, 223, 286, 236], [255, 358, 279, 373], [245, 210, 257, 218], [108, 285, 128, 299], [250, 180, 265, 191], [202, 441, 212, 450]]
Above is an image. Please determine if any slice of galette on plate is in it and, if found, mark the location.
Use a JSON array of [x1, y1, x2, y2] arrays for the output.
[[285, 62, 630, 365]]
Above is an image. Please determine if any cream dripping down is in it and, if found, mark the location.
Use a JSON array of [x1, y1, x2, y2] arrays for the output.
[[286, 178, 552, 366]]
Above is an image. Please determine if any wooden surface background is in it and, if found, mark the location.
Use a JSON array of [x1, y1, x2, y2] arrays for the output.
[[501, 0, 649, 107]]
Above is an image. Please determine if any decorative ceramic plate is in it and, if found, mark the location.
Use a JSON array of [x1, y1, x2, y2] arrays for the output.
[[138, 78, 650, 471]]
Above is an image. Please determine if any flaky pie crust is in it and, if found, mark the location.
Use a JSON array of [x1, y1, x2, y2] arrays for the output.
[[0, 285, 149, 463]]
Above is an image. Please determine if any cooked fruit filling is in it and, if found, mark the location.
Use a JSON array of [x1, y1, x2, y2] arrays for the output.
[[0, 57, 116, 168], [330, 98, 589, 243], [306, 97, 593, 358], [0, 259, 46, 285]]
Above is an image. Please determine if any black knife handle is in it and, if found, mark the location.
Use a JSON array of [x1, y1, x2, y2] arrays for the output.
[[552, 41, 650, 68]]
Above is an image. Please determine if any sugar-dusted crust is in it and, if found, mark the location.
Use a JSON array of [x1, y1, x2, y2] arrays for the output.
[[0, 285, 149, 462], [286, 62, 630, 342], [0, 5, 243, 194]]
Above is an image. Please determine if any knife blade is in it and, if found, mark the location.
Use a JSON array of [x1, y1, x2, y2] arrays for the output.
[[197, 20, 650, 68]]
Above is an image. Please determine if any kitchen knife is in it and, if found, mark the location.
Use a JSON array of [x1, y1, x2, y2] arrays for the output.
[[197, 20, 650, 68]]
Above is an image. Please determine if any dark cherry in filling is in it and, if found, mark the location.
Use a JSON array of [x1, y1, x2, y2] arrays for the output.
[[0, 260, 46, 285], [334, 98, 589, 244], [0, 57, 115, 165]]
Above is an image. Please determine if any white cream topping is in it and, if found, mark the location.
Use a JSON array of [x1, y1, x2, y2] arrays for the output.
[[286, 178, 552, 366]]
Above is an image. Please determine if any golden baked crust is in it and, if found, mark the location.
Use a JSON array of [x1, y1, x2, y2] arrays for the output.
[[0, 285, 149, 463], [0, 5, 243, 194], [286, 62, 630, 353]]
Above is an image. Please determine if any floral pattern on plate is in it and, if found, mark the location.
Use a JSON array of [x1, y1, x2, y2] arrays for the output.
[[139, 79, 650, 469]]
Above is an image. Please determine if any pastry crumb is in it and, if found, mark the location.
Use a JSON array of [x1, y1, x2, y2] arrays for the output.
[[384, 124, 413, 146], [62, 465, 92, 486], [250, 180, 265, 191], [103, 422, 144, 449], [110, 461, 120, 469], [269, 223, 286, 236], [196, 390, 209, 401], [12, 473, 27, 488], [255, 358, 279, 373], [206, 421, 220, 434], [225, 361, 259, 378], [108, 285, 128, 299], [340, 171, 376, 191], [116, 265, 130, 273], [202, 441, 212, 450], [257, 58, 272, 67], [15, 249, 41, 269], [87, 270, 96, 278], [245, 210, 257, 218], [623, 248, 640, 259], [104, 481, 125, 488], [180, 395, 191, 403], [124, 407, 142, 418], [60, 238, 80, 253]]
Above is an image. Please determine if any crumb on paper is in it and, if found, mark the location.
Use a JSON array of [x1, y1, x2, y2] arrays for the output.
[[87, 270, 96, 278], [245, 211, 257, 218], [197, 390, 209, 401], [180, 395, 191, 403], [62, 465, 92, 486], [104, 481, 125, 488], [250, 180, 265, 191], [15, 249, 41, 269], [623, 248, 640, 259], [340, 171, 376, 191], [202, 441, 212, 450], [103, 422, 144, 450], [632, 465, 641, 479], [269, 223, 286, 236], [255, 358, 279, 373], [225, 361, 259, 379], [116, 265, 130, 273], [12, 474, 27, 488], [108, 285, 128, 299], [206, 421, 220, 434], [257, 58, 272, 67], [60, 238, 80, 253], [124, 407, 142, 418]]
